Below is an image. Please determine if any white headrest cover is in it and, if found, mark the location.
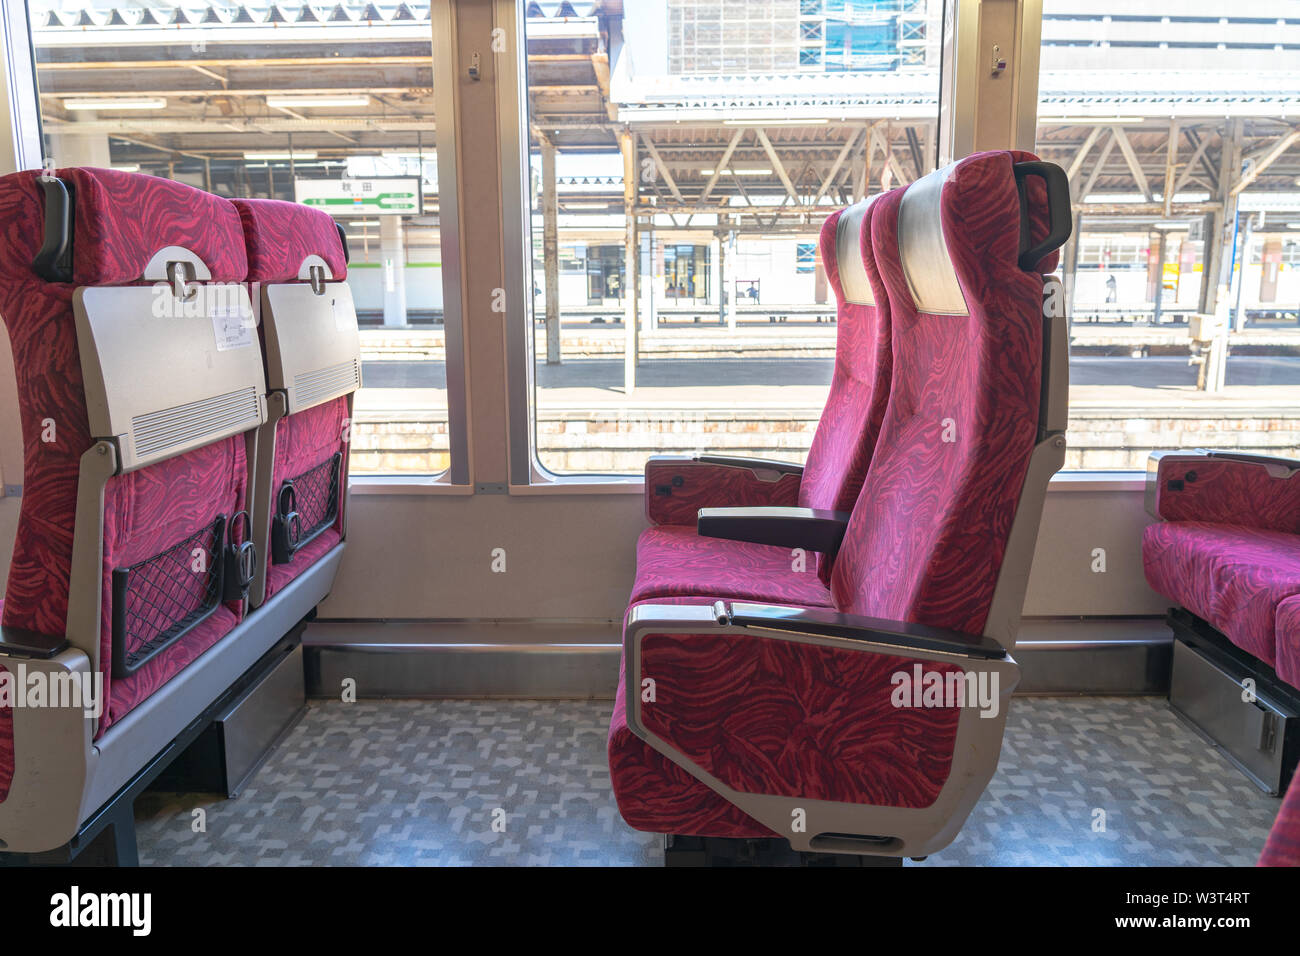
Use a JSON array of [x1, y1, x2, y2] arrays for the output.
[[835, 197, 874, 306], [897, 162, 968, 316]]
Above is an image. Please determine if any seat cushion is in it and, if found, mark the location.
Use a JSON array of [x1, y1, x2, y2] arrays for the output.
[[629, 525, 832, 608], [1143, 521, 1300, 669], [608, 620, 774, 839], [1261, 770, 1300, 866], [1275, 594, 1300, 692], [608, 596, 965, 839]]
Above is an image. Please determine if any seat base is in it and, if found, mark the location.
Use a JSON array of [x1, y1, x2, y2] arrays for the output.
[[1166, 608, 1300, 795], [0, 623, 307, 867], [664, 834, 904, 868]]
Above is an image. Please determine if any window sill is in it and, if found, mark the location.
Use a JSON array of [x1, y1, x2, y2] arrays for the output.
[[348, 474, 474, 496], [507, 472, 1147, 495], [349, 472, 1147, 496]]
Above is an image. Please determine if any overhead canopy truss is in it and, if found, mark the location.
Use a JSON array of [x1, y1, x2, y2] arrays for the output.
[[30, 1, 1300, 236]]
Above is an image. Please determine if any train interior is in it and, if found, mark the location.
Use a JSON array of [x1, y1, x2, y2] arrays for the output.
[[0, 0, 1297, 895]]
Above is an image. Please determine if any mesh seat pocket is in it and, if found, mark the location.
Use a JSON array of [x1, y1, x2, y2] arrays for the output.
[[110, 514, 227, 679], [271, 451, 342, 565]]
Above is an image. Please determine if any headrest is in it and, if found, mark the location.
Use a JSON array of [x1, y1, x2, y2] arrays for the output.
[[232, 198, 348, 284], [57, 167, 248, 286], [897, 163, 966, 315], [819, 198, 877, 308], [835, 197, 875, 306], [896, 150, 1070, 316]]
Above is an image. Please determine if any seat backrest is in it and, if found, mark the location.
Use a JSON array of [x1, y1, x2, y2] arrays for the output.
[[799, 198, 891, 581], [830, 150, 1066, 643], [230, 198, 357, 604], [799, 197, 890, 516], [0, 167, 262, 732]]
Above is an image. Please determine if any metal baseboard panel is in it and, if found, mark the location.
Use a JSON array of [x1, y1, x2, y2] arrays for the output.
[[303, 617, 1171, 699], [1014, 618, 1172, 694], [1169, 638, 1296, 794], [305, 620, 619, 699]]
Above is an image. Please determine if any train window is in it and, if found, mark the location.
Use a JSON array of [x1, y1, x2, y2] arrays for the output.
[[522, 0, 946, 477], [1036, 0, 1300, 471], [28, 0, 459, 478]]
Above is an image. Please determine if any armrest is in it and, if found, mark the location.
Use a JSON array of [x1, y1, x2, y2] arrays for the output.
[[644, 455, 802, 526], [726, 602, 1008, 659], [1204, 451, 1300, 470], [626, 600, 1007, 660], [693, 455, 804, 475], [1146, 450, 1300, 530], [0, 624, 70, 659], [697, 506, 849, 553]]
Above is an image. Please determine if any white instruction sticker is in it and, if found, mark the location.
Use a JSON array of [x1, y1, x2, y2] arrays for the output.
[[213, 304, 254, 351], [332, 296, 353, 332]]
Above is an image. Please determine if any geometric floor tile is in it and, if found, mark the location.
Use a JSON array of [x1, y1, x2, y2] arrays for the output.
[[134, 696, 1279, 866]]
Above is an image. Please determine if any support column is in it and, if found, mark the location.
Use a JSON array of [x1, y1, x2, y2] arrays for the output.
[[1233, 213, 1255, 332], [645, 227, 658, 335], [620, 129, 639, 391], [717, 226, 730, 328], [1200, 120, 1242, 318], [1151, 228, 1168, 325], [380, 214, 408, 328], [541, 137, 561, 364], [1061, 210, 1081, 326]]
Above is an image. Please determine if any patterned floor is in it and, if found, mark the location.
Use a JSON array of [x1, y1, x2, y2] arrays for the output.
[[134, 696, 1279, 866]]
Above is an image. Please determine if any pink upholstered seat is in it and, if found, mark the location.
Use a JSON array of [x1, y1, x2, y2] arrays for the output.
[[610, 150, 1065, 842], [1142, 452, 1300, 692], [631, 198, 890, 606], [0, 167, 253, 770], [1261, 769, 1300, 866], [1143, 521, 1300, 673], [629, 525, 833, 608], [231, 199, 351, 602], [1275, 594, 1300, 696]]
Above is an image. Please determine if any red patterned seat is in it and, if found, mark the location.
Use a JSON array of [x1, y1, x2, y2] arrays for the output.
[[609, 151, 1070, 856], [0, 169, 253, 739], [629, 525, 833, 607], [1277, 595, 1300, 694], [1143, 521, 1300, 673], [0, 168, 261, 829], [1143, 453, 1300, 692], [1261, 769, 1300, 866], [230, 199, 355, 606], [633, 196, 891, 604]]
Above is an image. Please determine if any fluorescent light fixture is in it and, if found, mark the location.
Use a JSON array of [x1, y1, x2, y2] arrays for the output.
[[1041, 116, 1143, 125], [110, 164, 140, 173], [243, 150, 318, 161], [266, 95, 370, 109], [722, 118, 827, 126], [699, 168, 773, 176], [63, 98, 166, 111], [563, 202, 613, 209]]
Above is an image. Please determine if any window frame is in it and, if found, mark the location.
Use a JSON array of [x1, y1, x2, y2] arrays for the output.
[[13, 0, 472, 491], [503, 0, 1138, 492]]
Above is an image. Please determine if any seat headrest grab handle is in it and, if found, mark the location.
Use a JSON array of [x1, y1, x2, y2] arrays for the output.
[[1012, 161, 1071, 272], [33, 176, 75, 283], [335, 222, 350, 265]]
